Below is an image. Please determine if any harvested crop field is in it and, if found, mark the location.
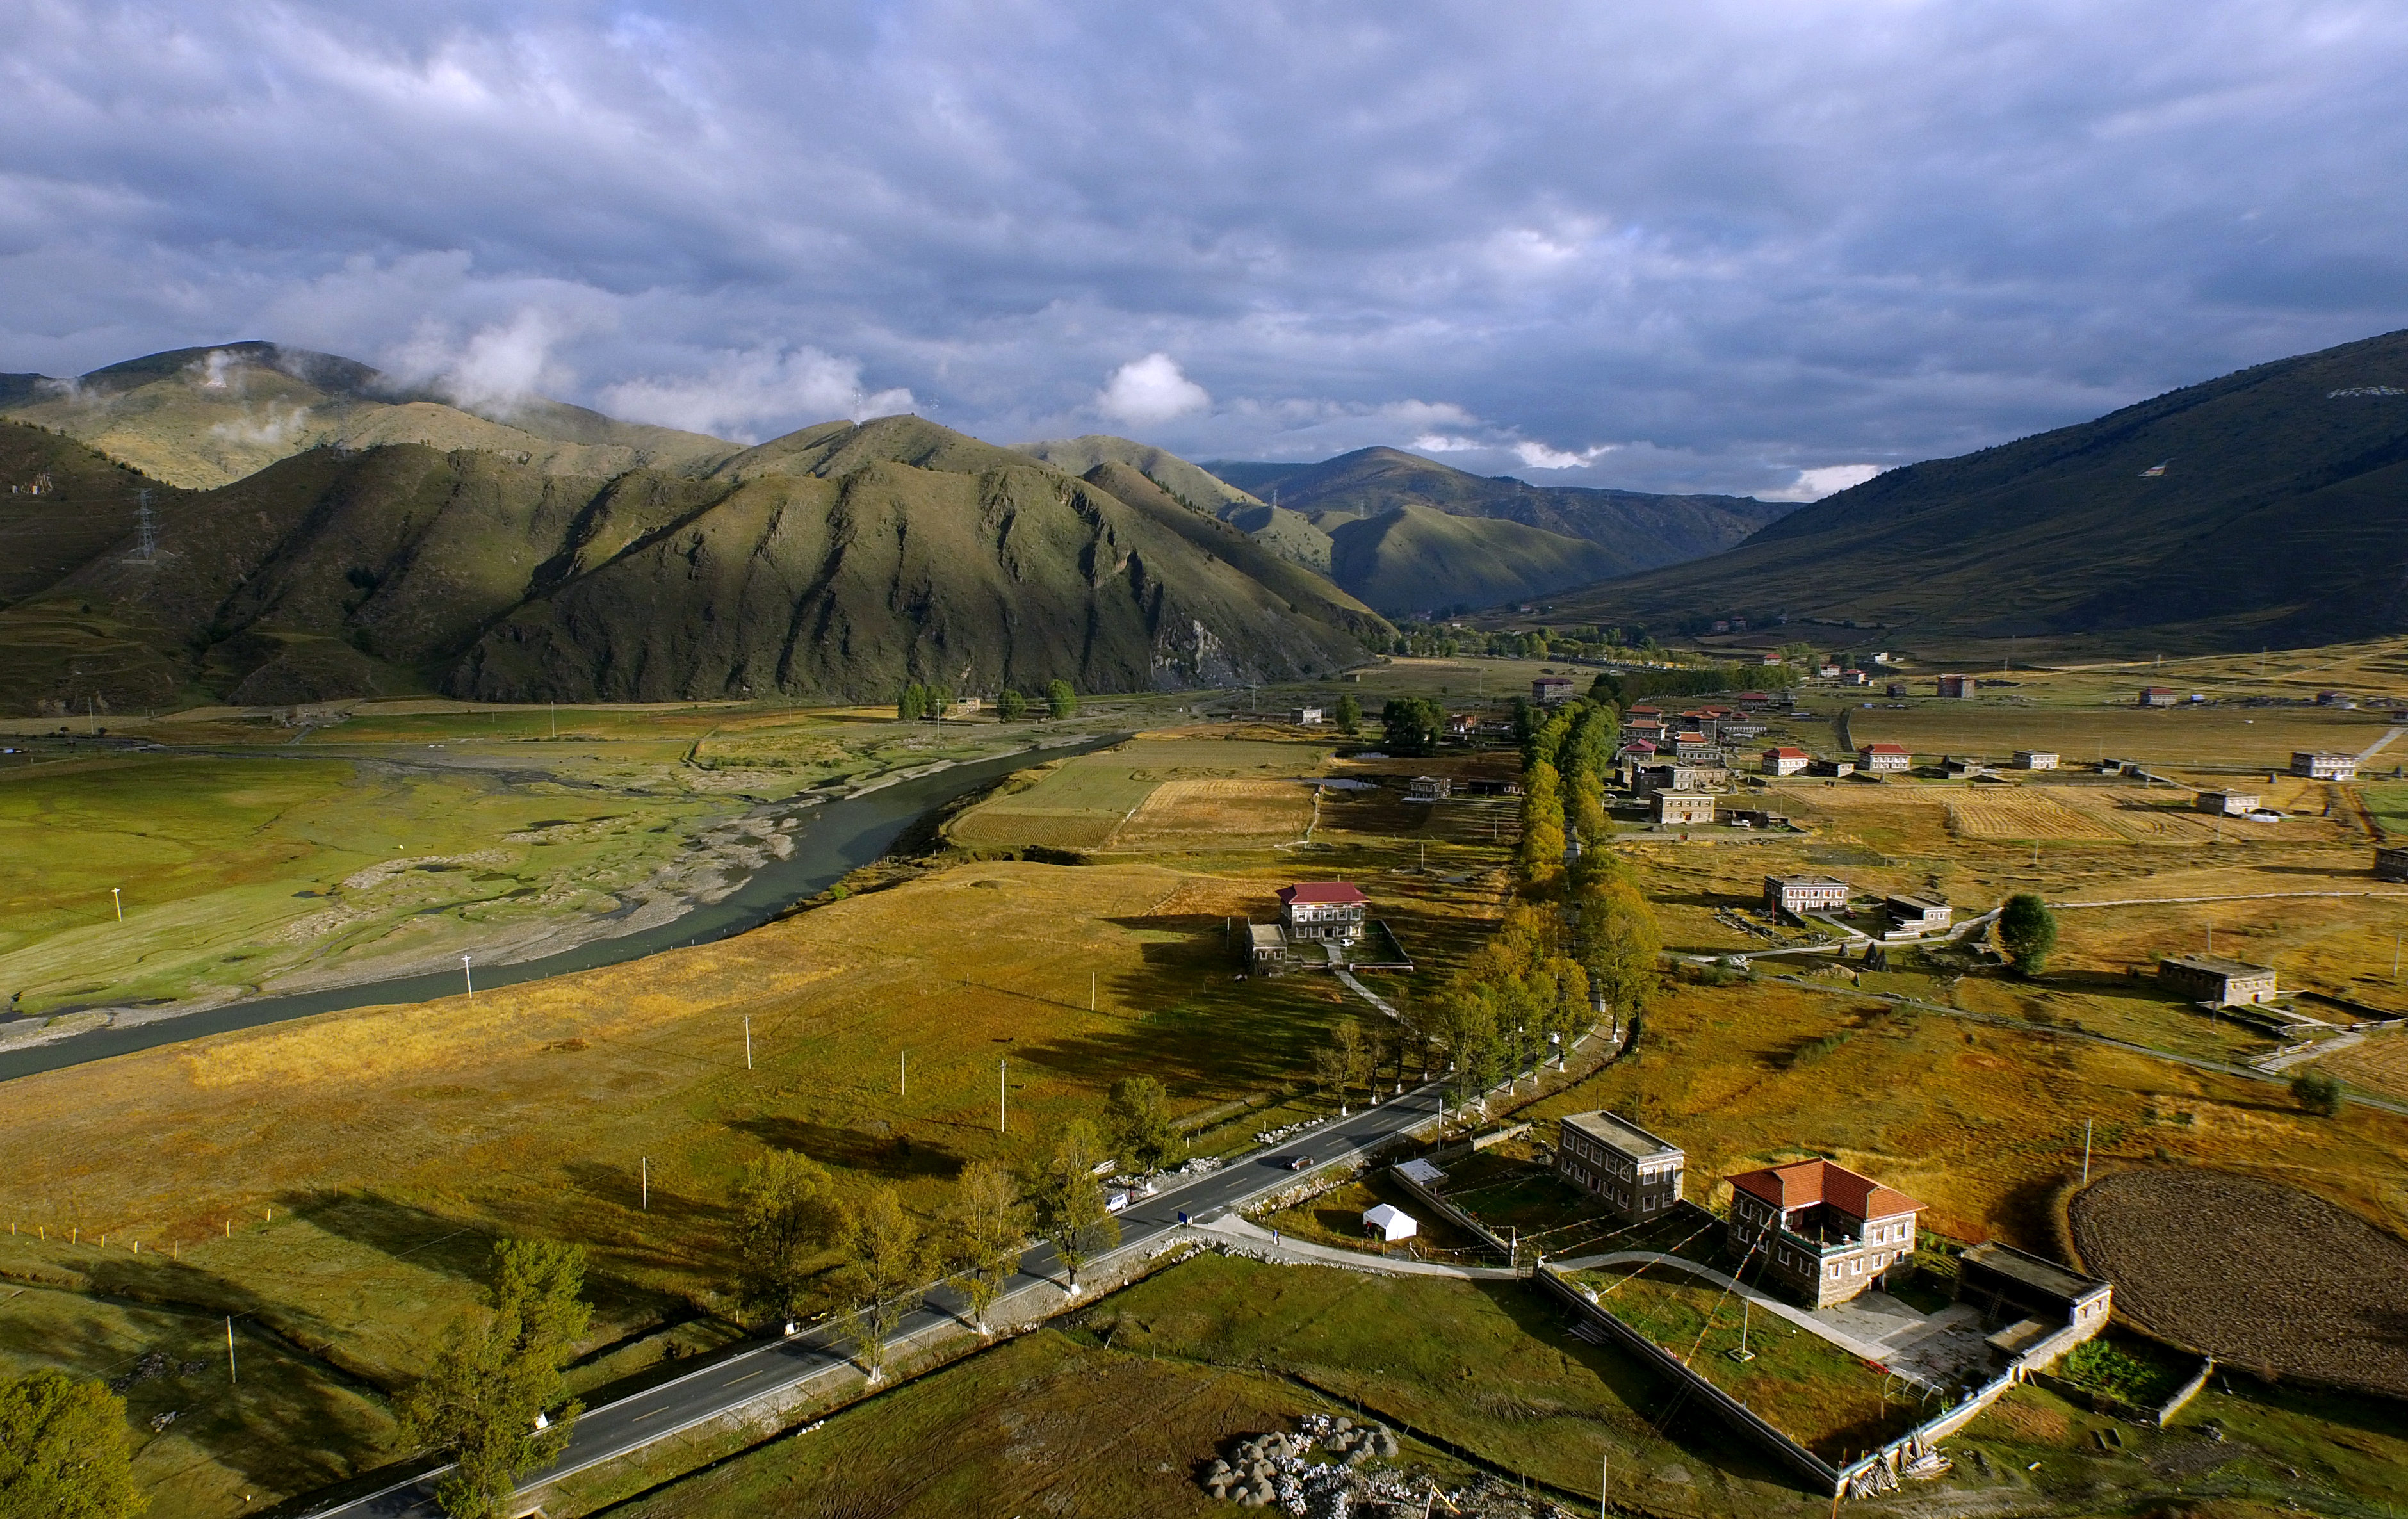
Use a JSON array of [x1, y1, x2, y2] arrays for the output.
[[1946, 792, 2120, 842], [2069, 1169, 2408, 1396], [945, 732, 1328, 851], [1110, 777, 1314, 848], [2310, 1028, 2408, 1101]]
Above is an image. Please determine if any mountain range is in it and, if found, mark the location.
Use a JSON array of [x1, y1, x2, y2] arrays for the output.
[[1540, 327, 2408, 650], [0, 346, 1394, 712]]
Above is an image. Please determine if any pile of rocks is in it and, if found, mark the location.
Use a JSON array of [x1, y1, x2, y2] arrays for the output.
[[1201, 1415, 1401, 1513]]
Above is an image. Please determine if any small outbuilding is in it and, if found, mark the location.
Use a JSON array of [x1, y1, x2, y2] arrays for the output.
[[1363, 1203, 1418, 1243], [2013, 750, 2060, 770], [2159, 954, 2279, 1005], [2196, 788, 2260, 816]]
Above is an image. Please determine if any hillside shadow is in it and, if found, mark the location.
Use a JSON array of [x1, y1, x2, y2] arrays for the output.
[[728, 1116, 964, 1181]]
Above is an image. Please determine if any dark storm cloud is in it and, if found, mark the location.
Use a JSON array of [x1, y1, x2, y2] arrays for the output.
[[4, 0, 2404, 494]]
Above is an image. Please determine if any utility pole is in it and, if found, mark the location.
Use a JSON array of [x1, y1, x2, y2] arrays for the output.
[[998, 1058, 1007, 1132], [134, 489, 156, 563], [549, 702, 557, 739], [641, 1157, 648, 1212], [899, 1048, 907, 1096], [745, 1016, 752, 1070], [460, 953, 473, 998], [226, 1317, 237, 1384], [110, 887, 122, 922], [1090, 972, 1096, 1012], [2081, 1119, 2093, 1187]]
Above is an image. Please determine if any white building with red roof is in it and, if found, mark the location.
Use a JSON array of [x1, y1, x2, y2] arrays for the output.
[[1761, 745, 1810, 776], [1278, 882, 1369, 946], [1725, 1158, 1923, 1307]]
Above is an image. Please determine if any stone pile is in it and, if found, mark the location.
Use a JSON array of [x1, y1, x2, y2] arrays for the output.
[[1201, 1415, 1401, 1514]]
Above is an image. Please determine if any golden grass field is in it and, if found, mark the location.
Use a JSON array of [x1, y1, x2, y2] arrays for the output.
[[945, 729, 1331, 852]]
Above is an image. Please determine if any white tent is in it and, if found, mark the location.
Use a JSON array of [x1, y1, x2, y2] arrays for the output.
[[1363, 1203, 1418, 1242]]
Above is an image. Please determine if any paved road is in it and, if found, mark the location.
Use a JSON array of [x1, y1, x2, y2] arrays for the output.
[[302, 1081, 1451, 1516]]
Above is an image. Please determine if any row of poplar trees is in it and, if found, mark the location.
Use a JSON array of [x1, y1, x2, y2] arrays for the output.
[[1403, 694, 1661, 1111]]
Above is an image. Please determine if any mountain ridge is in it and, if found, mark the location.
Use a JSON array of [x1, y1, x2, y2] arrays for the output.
[[1538, 327, 2408, 649]]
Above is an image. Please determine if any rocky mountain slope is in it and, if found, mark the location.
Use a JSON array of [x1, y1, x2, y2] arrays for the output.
[[1538, 328, 2408, 649]]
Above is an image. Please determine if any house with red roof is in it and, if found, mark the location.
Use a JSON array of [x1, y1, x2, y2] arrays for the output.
[[1277, 882, 1369, 946], [1761, 745, 1810, 776], [1725, 1158, 1923, 1307]]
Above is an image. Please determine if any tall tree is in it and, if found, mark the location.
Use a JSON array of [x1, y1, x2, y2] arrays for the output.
[[1997, 893, 2058, 976], [1104, 1075, 1180, 1172], [896, 683, 925, 722], [1333, 693, 1362, 736], [1046, 679, 1079, 720], [831, 1187, 928, 1378], [1579, 879, 1663, 1028], [943, 1160, 1032, 1334], [0, 1370, 142, 1519], [1025, 1121, 1121, 1296], [733, 1149, 832, 1325], [1518, 761, 1566, 886], [401, 1240, 591, 1519], [1379, 697, 1444, 757], [1568, 769, 1610, 851], [997, 687, 1029, 721]]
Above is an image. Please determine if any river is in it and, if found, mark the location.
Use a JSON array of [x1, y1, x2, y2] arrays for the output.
[[0, 737, 1116, 1082]]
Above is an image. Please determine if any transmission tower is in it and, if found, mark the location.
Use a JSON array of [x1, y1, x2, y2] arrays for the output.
[[133, 489, 157, 563]]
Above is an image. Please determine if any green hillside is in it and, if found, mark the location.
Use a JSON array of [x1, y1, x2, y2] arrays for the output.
[[0, 342, 740, 489], [1316, 503, 1623, 614], [1011, 434, 1261, 512], [1207, 447, 1792, 564], [1221, 503, 1335, 575], [1542, 327, 2408, 650], [0, 415, 1383, 714]]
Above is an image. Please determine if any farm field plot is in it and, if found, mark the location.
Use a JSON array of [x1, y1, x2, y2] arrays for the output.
[[2311, 1027, 2408, 1101], [945, 731, 1331, 851], [2069, 1169, 2408, 1397], [1570, 1264, 1920, 1463], [1110, 777, 1314, 848], [1846, 701, 2389, 772], [1945, 791, 2121, 842]]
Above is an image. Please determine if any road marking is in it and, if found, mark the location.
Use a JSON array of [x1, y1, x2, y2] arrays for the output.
[[722, 1369, 767, 1385]]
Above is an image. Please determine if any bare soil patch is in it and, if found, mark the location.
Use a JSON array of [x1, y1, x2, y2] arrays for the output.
[[1110, 777, 1314, 848], [2069, 1169, 2408, 1397]]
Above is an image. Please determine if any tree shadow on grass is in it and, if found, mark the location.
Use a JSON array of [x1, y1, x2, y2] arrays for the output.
[[728, 1116, 964, 1182], [56, 1253, 403, 1500]]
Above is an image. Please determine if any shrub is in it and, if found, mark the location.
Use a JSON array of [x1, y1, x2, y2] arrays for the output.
[[2291, 1070, 2345, 1117], [1997, 893, 2057, 976]]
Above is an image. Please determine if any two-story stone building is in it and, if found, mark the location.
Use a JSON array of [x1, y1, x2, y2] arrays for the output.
[[1726, 1158, 1923, 1308], [2291, 751, 2359, 780], [1555, 1111, 1686, 1223]]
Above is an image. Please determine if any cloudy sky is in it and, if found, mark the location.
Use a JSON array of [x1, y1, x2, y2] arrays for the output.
[[6, 1, 2405, 498]]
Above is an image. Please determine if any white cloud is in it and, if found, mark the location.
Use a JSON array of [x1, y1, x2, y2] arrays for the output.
[[208, 402, 313, 446], [1764, 464, 1883, 501], [600, 346, 915, 441], [1511, 441, 1619, 470], [389, 309, 580, 416], [1410, 433, 1486, 452], [1096, 353, 1210, 426]]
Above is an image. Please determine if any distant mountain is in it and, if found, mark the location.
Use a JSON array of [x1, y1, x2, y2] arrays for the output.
[[1011, 435, 1261, 512], [1193, 446, 1793, 614], [1540, 329, 2408, 649], [1208, 447, 1793, 558], [0, 410, 1386, 713], [0, 342, 740, 489]]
